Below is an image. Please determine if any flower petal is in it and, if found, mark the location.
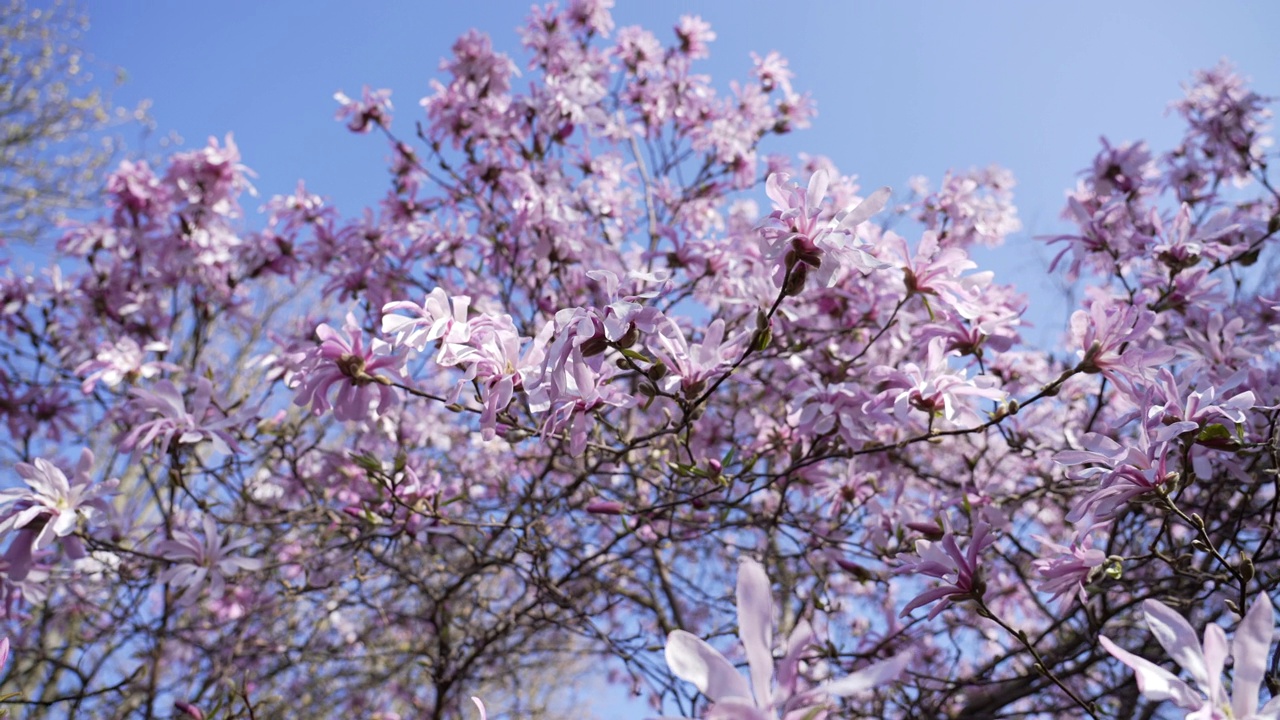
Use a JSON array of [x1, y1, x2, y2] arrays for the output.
[[1099, 635, 1202, 710], [665, 630, 752, 703], [1232, 593, 1275, 720], [736, 558, 773, 708], [1142, 599, 1210, 691], [824, 650, 911, 696]]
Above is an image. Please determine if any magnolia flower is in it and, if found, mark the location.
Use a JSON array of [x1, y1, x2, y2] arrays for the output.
[[1099, 594, 1279, 719], [1032, 534, 1109, 610], [122, 377, 244, 455], [757, 170, 890, 292], [157, 515, 263, 605], [898, 521, 995, 619], [663, 558, 908, 719], [0, 450, 116, 581], [293, 313, 405, 422]]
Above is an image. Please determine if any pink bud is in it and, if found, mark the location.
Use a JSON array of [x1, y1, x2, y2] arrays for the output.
[[174, 701, 205, 720], [905, 520, 945, 540], [586, 500, 625, 515]]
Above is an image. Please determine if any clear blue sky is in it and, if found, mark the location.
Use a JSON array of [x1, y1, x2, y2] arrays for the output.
[[72, 4, 1280, 715]]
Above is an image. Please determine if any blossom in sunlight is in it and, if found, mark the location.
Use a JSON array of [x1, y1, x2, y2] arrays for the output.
[[381, 288, 472, 357], [898, 521, 996, 619], [122, 377, 244, 455], [157, 515, 263, 605], [1099, 593, 1279, 719], [758, 170, 890, 292], [1032, 535, 1108, 610], [333, 86, 393, 133], [0, 450, 116, 581], [75, 336, 177, 394], [663, 557, 909, 719], [293, 313, 405, 422]]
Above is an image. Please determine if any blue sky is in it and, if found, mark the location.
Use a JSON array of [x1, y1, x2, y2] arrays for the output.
[[82, 2, 1280, 342], [63, 3, 1280, 716]]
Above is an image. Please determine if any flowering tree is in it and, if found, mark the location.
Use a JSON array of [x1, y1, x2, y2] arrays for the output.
[[1, 3, 1279, 719]]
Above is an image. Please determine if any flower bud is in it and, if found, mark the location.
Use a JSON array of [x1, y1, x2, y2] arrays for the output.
[[782, 263, 809, 297], [175, 701, 205, 720], [615, 323, 641, 349], [580, 334, 609, 357]]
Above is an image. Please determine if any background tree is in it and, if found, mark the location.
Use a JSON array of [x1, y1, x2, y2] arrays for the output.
[[0, 0, 147, 246]]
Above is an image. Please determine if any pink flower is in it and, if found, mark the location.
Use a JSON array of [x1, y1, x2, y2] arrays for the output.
[[1032, 535, 1109, 610], [1069, 300, 1176, 394], [293, 313, 405, 422], [157, 515, 263, 605], [333, 86, 393, 133], [674, 15, 715, 59], [1099, 593, 1280, 719], [0, 450, 116, 581], [870, 338, 1005, 426], [650, 317, 743, 399], [1057, 427, 1173, 529], [122, 377, 244, 456], [898, 521, 996, 619], [381, 288, 472, 357], [758, 170, 890, 293], [75, 337, 176, 394], [664, 558, 908, 719]]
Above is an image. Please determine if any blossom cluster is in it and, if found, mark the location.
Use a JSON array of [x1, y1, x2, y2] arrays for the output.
[[0, 4, 1277, 719]]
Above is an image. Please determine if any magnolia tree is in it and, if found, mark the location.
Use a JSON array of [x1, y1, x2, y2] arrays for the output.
[[1, 3, 1279, 719]]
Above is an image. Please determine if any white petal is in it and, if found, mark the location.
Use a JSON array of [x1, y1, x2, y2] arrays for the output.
[[1099, 635, 1202, 709], [1232, 593, 1275, 720], [838, 186, 892, 230], [665, 630, 752, 703], [736, 558, 774, 708], [824, 651, 910, 696], [1142, 599, 1211, 690]]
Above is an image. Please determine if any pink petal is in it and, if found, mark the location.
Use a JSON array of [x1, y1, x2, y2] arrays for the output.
[[839, 186, 892, 230], [665, 630, 751, 703], [736, 558, 773, 708], [705, 697, 772, 720], [824, 650, 911, 696], [1232, 593, 1275, 720], [1099, 635, 1202, 710], [1142, 599, 1211, 691]]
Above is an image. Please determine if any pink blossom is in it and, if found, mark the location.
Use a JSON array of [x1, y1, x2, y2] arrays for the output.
[[293, 313, 405, 422], [649, 317, 743, 400], [76, 336, 176, 394], [673, 15, 715, 59], [1032, 535, 1109, 609], [0, 450, 116, 581], [664, 558, 908, 719], [1070, 300, 1176, 393], [758, 170, 890, 292], [1100, 593, 1279, 719], [333, 86, 393, 133], [870, 338, 1005, 426], [381, 288, 472, 357], [157, 515, 263, 605], [1057, 428, 1174, 529], [898, 521, 996, 619], [122, 377, 244, 456]]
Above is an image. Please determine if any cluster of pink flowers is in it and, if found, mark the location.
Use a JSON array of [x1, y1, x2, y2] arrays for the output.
[[0, 5, 1278, 718]]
